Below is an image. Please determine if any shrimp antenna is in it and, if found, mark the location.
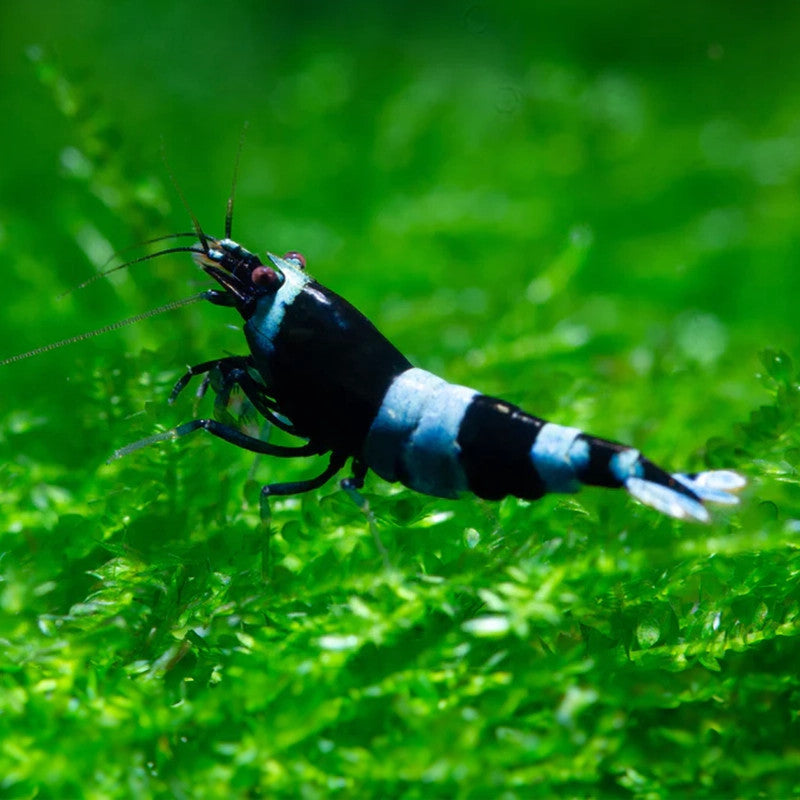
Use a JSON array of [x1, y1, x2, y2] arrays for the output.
[[65, 245, 205, 294], [160, 138, 210, 254], [58, 231, 198, 298], [225, 121, 249, 239], [0, 292, 207, 366]]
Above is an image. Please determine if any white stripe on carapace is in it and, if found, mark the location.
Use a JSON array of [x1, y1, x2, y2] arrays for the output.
[[365, 367, 477, 498], [245, 252, 311, 354], [530, 423, 586, 491]]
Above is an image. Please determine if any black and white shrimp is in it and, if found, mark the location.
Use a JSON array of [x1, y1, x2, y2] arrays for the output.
[[123, 233, 744, 523]]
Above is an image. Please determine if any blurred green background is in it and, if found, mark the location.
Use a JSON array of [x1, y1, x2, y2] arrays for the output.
[[1, 2, 800, 798]]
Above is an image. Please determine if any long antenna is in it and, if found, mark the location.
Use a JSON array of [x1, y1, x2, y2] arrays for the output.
[[160, 138, 210, 253], [59, 233, 199, 298], [4, 141, 234, 368], [0, 293, 207, 366], [225, 121, 249, 239]]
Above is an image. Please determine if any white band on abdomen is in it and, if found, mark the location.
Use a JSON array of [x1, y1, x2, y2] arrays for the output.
[[530, 422, 587, 491], [365, 368, 476, 498]]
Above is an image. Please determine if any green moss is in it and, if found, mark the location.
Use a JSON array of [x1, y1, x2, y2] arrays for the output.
[[1, 4, 800, 798]]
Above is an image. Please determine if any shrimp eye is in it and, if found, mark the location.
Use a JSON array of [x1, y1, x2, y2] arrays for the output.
[[251, 266, 282, 288], [283, 251, 306, 270]]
